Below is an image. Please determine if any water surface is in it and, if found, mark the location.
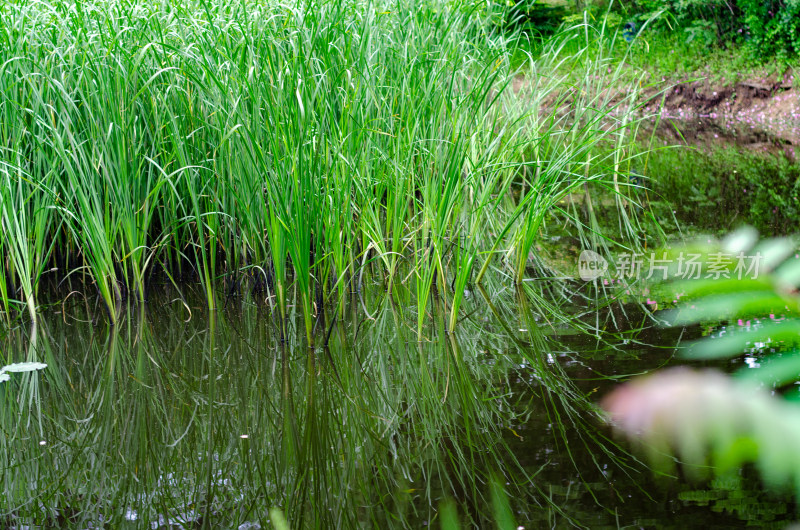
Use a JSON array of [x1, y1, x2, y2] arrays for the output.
[[1, 281, 795, 528]]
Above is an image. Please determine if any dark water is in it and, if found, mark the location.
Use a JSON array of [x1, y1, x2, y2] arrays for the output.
[[643, 116, 800, 237], [1, 279, 795, 529]]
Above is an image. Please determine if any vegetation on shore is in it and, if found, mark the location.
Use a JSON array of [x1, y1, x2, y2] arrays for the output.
[[0, 0, 652, 338]]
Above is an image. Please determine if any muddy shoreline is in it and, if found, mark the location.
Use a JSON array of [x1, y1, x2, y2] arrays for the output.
[[519, 70, 800, 154], [644, 71, 800, 150]]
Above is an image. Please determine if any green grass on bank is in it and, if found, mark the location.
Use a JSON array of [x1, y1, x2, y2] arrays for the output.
[[618, 32, 798, 87]]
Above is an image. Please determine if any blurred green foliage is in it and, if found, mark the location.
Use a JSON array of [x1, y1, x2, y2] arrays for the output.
[[618, 0, 800, 59], [605, 228, 800, 500], [739, 0, 800, 59], [476, 0, 567, 37]]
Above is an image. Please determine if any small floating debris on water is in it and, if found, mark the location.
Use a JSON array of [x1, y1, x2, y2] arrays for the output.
[[0, 362, 47, 384]]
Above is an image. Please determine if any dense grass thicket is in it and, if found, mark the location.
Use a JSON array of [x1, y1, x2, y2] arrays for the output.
[[0, 0, 651, 337]]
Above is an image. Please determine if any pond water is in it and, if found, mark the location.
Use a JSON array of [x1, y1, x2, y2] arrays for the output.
[[633, 116, 800, 237], [2, 276, 796, 529]]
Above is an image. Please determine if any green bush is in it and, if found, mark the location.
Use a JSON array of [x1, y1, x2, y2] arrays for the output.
[[619, 0, 800, 59], [625, 0, 741, 37], [739, 0, 800, 59]]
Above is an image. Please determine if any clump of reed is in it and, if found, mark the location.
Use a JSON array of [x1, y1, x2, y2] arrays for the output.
[[0, 0, 653, 337]]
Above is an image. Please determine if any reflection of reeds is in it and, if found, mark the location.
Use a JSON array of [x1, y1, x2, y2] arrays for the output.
[[0, 0, 652, 334], [0, 282, 631, 528]]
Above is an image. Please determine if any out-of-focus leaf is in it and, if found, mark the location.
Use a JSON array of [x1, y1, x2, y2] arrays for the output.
[[665, 278, 776, 301], [662, 292, 792, 326], [682, 321, 800, 360], [603, 367, 800, 488], [489, 477, 516, 530], [439, 501, 460, 530], [615, 228, 800, 497], [774, 257, 800, 289], [722, 226, 758, 254], [269, 508, 290, 530], [752, 237, 796, 273]]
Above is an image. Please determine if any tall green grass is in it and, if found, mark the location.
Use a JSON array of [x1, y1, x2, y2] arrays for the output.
[[0, 0, 653, 331]]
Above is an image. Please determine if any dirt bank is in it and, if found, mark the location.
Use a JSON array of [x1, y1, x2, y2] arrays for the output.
[[643, 71, 800, 149], [517, 68, 799, 153]]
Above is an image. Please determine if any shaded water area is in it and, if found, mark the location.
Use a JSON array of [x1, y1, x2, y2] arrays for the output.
[[636, 115, 800, 237], [2, 277, 797, 528]]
